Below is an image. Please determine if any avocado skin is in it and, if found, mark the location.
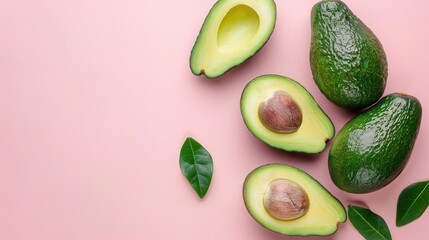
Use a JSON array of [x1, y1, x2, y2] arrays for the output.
[[310, 0, 387, 110], [329, 93, 422, 193]]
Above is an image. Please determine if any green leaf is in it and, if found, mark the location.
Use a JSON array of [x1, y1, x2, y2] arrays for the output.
[[348, 205, 392, 240], [179, 137, 213, 199], [396, 180, 429, 226]]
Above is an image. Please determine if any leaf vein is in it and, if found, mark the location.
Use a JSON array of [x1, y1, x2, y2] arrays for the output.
[[351, 207, 388, 240], [399, 181, 429, 222], [188, 139, 203, 194]]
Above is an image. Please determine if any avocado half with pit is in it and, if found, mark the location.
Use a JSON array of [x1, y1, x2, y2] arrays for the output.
[[240, 74, 335, 153], [190, 0, 276, 78], [243, 164, 346, 236]]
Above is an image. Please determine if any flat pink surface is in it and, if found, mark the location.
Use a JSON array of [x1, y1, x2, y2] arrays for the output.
[[0, 0, 428, 239]]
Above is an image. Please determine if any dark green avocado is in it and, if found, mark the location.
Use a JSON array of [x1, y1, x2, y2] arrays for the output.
[[329, 93, 422, 193], [310, 0, 387, 110]]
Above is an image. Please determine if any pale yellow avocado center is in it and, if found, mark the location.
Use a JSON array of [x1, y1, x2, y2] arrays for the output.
[[217, 4, 260, 52]]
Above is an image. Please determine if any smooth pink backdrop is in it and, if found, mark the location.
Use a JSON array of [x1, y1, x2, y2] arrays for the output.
[[0, 0, 428, 239]]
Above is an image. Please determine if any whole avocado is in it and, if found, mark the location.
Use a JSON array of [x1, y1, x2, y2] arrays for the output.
[[310, 0, 387, 110], [329, 93, 422, 193]]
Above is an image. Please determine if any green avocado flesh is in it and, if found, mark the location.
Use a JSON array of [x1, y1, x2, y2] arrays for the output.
[[329, 93, 422, 193], [310, 0, 387, 110], [240, 75, 335, 153], [243, 164, 346, 236], [190, 0, 276, 78]]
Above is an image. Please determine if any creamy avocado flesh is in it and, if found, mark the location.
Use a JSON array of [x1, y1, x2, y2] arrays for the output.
[[243, 164, 346, 236], [240, 75, 334, 153], [190, 0, 276, 78]]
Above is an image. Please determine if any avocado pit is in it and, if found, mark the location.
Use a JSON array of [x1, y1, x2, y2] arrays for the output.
[[258, 91, 303, 133], [263, 179, 309, 220]]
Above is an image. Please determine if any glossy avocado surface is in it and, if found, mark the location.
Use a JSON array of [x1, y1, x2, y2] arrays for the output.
[[310, 0, 387, 110], [329, 93, 422, 193]]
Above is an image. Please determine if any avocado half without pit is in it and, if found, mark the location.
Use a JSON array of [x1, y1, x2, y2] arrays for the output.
[[240, 75, 335, 153], [243, 164, 346, 236], [190, 0, 276, 78]]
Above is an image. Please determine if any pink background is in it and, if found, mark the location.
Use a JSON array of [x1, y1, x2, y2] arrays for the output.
[[0, 0, 428, 239]]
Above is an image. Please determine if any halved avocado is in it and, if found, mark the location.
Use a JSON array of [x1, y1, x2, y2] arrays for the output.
[[240, 74, 335, 153], [190, 0, 276, 78], [243, 164, 346, 236]]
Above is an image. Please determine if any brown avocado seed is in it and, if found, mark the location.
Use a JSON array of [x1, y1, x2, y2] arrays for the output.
[[263, 179, 309, 220], [258, 91, 303, 133]]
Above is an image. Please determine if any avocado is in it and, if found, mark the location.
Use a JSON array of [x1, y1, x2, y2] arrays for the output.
[[329, 93, 422, 193], [190, 0, 276, 78], [243, 164, 346, 236], [240, 74, 335, 153], [310, 0, 387, 110]]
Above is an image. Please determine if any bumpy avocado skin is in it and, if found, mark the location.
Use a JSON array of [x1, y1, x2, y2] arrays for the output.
[[329, 93, 422, 193], [310, 0, 387, 110]]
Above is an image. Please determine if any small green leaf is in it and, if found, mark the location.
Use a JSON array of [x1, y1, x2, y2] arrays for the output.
[[179, 137, 213, 199], [348, 205, 392, 240], [396, 180, 429, 226]]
